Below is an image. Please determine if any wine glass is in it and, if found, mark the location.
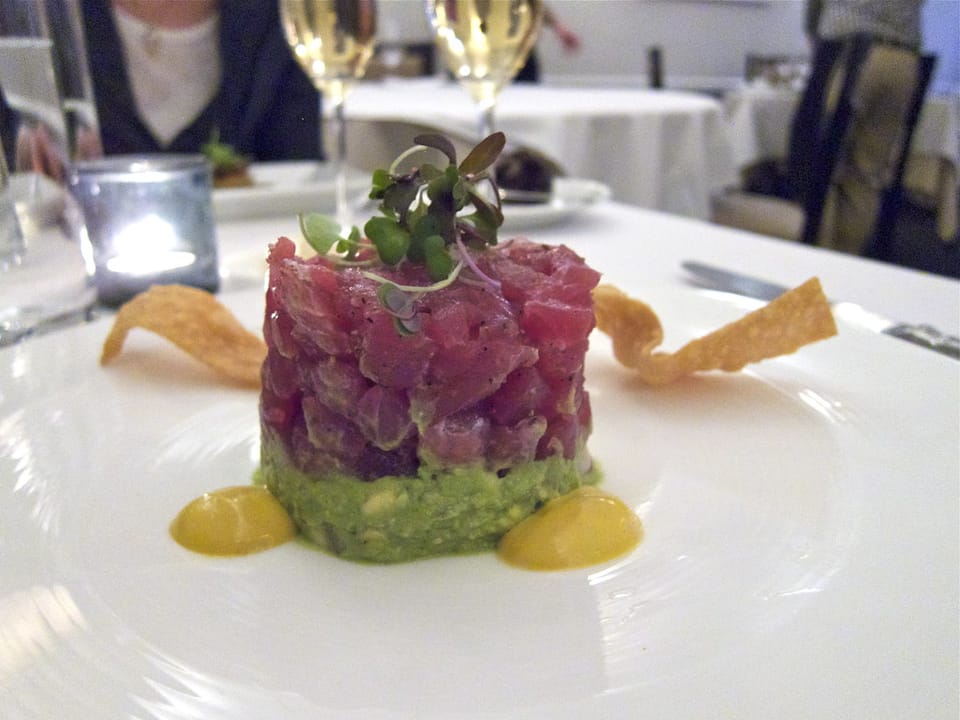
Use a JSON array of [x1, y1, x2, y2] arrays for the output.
[[279, 0, 377, 228], [425, 0, 544, 139]]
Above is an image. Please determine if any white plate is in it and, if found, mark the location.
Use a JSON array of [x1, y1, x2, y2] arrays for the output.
[[212, 161, 370, 221], [213, 164, 608, 232], [500, 178, 610, 232], [1, 285, 957, 719]]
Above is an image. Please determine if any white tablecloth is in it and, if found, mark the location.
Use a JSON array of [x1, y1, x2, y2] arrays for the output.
[[723, 83, 960, 169], [344, 78, 737, 221]]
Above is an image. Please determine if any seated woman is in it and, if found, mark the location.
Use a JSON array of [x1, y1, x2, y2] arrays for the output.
[[81, 0, 322, 161]]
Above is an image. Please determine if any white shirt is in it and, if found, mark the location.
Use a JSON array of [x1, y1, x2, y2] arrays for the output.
[[113, 7, 222, 147], [817, 0, 922, 50]]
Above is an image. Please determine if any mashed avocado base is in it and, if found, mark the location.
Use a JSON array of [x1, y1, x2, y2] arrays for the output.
[[258, 439, 600, 564]]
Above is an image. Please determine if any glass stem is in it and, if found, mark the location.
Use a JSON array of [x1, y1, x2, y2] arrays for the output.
[[329, 94, 349, 229], [478, 100, 495, 140]]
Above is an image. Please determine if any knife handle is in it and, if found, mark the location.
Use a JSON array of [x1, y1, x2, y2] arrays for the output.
[[884, 324, 960, 360]]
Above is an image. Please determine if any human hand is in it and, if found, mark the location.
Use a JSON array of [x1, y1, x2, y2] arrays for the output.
[[74, 125, 103, 161], [14, 123, 67, 183], [552, 22, 581, 52]]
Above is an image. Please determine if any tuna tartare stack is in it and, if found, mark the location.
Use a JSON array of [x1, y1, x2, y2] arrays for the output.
[[258, 133, 601, 563]]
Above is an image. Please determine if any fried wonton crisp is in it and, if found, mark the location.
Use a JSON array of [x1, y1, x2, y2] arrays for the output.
[[593, 278, 837, 385], [100, 285, 266, 387]]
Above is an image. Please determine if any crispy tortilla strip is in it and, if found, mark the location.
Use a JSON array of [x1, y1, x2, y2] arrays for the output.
[[592, 284, 665, 368], [100, 285, 266, 387], [593, 278, 837, 385]]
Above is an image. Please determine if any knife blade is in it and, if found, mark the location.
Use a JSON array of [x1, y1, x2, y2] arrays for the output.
[[681, 260, 959, 360]]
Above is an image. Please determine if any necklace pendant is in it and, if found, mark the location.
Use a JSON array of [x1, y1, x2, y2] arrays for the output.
[[143, 27, 161, 57]]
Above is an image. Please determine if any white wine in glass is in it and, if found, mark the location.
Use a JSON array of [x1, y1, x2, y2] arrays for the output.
[[279, 0, 377, 227], [425, 0, 544, 139]]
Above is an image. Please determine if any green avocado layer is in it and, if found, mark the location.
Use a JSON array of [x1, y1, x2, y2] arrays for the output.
[[258, 439, 600, 564]]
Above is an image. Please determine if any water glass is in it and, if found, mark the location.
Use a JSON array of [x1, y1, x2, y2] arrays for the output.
[[0, 133, 96, 346], [68, 155, 219, 307], [0, 0, 101, 176], [43, 0, 101, 160], [0, 137, 25, 268], [0, 0, 103, 345]]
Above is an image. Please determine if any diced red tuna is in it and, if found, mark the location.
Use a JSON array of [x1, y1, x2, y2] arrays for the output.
[[260, 236, 601, 479]]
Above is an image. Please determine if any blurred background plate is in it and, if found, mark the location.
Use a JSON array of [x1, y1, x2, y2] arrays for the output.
[[212, 161, 370, 222], [501, 178, 610, 232]]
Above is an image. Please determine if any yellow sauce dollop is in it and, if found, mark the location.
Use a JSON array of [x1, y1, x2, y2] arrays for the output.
[[170, 485, 296, 556], [497, 486, 643, 570]]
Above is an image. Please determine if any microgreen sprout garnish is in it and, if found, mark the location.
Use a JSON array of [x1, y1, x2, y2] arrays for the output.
[[299, 213, 366, 262], [365, 131, 506, 281], [201, 128, 249, 173], [361, 264, 465, 334], [296, 132, 509, 334], [376, 282, 420, 335]]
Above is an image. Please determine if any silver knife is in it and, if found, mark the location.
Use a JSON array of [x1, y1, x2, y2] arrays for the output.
[[682, 260, 960, 360]]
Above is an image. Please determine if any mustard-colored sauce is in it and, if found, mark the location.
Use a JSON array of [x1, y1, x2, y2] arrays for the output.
[[170, 485, 296, 556], [170, 484, 641, 569], [497, 486, 643, 570]]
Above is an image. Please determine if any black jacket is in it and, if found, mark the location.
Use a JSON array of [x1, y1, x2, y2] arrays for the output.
[[81, 0, 322, 160]]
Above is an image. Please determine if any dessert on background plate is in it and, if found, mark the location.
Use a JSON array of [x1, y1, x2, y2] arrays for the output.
[[494, 146, 565, 202], [202, 133, 254, 188]]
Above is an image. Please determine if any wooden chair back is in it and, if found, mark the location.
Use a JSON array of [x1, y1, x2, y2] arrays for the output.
[[785, 34, 872, 245], [865, 52, 937, 259]]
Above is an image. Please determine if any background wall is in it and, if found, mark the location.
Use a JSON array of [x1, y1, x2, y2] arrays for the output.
[[380, 0, 960, 94], [920, 0, 960, 95]]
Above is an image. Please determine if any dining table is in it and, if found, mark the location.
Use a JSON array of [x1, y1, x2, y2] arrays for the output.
[[217, 197, 959, 332], [344, 77, 737, 222], [2, 172, 958, 719]]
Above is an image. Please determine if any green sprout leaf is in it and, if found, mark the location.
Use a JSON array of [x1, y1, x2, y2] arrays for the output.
[[396, 315, 422, 334], [408, 213, 439, 262], [369, 168, 392, 198], [381, 177, 420, 219], [364, 216, 410, 265], [423, 235, 453, 281], [376, 282, 422, 335], [426, 164, 457, 205], [377, 282, 416, 319], [336, 225, 363, 260], [413, 133, 457, 165], [300, 212, 345, 255], [459, 132, 506, 175], [418, 164, 443, 182]]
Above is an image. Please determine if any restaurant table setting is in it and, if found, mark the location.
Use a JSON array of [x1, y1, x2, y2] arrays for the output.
[[2, 0, 958, 714], [2, 159, 958, 717]]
